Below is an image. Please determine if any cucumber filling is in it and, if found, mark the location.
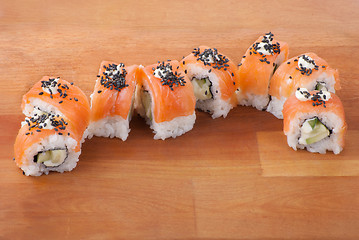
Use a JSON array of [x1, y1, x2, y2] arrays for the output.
[[141, 89, 152, 121], [298, 117, 330, 145], [191, 77, 213, 100], [315, 82, 327, 91], [35, 149, 67, 167]]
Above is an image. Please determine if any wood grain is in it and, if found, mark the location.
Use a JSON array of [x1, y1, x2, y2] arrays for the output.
[[1, 0, 359, 239], [257, 131, 359, 177]]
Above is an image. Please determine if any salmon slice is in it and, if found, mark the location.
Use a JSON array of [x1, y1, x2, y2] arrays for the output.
[[269, 52, 340, 99], [237, 32, 289, 109], [22, 76, 90, 138], [90, 61, 138, 122], [137, 60, 196, 123]]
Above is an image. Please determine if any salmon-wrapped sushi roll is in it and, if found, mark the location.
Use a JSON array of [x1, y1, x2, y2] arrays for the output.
[[237, 32, 289, 110], [86, 61, 138, 140], [283, 88, 346, 154], [180, 46, 239, 118], [135, 60, 196, 140], [267, 53, 340, 119], [16, 77, 90, 176], [14, 110, 84, 176], [22, 76, 90, 140]]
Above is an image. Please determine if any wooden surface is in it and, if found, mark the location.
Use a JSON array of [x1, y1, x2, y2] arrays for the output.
[[1, 0, 359, 239]]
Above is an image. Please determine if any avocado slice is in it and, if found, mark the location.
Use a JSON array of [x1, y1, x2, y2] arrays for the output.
[[192, 77, 212, 100], [36, 149, 67, 167], [298, 117, 330, 145], [315, 82, 327, 91], [141, 89, 152, 121]]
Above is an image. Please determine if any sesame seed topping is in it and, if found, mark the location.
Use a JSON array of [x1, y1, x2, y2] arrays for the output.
[[100, 63, 129, 92], [153, 62, 186, 90], [192, 47, 231, 72]]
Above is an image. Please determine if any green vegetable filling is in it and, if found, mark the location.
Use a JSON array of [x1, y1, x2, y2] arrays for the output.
[[192, 77, 213, 100], [315, 82, 327, 91], [141, 89, 152, 121], [298, 117, 330, 145], [36, 149, 67, 167]]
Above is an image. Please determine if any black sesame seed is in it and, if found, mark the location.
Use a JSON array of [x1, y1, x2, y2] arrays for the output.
[[59, 101, 63, 104], [74, 98, 78, 101], [98, 90, 102, 93], [39, 92, 44, 95]]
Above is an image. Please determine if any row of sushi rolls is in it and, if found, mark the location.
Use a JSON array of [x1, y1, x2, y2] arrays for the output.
[[14, 32, 347, 176]]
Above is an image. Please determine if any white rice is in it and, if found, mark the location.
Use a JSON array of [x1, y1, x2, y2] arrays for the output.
[[23, 97, 64, 117], [237, 92, 269, 111], [285, 112, 344, 154], [151, 112, 196, 140], [20, 134, 80, 176], [185, 64, 235, 118], [266, 96, 287, 119], [267, 72, 337, 119], [85, 116, 130, 141]]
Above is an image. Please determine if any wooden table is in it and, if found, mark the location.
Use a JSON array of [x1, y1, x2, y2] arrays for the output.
[[1, 0, 359, 239]]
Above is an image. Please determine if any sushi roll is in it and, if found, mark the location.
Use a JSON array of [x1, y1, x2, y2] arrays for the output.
[[86, 61, 138, 140], [15, 77, 90, 176], [237, 32, 289, 110], [14, 111, 83, 176], [180, 46, 239, 118], [283, 88, 347, 154], [22, 76, 90, 140], [135, 60, 196, 140], [267, 53, 340, 119]]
